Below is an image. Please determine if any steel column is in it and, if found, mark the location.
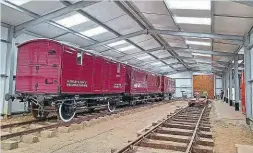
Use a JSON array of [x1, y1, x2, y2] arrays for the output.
[[3, 26, 15, 116], [229, 65, 233, 106], [222, 74, 225, 101], [244, 35, 253, 120], [225, 70, 228, 103], [234, 55, 240, 110]]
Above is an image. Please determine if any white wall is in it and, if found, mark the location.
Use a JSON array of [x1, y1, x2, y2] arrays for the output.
[[215, 75, 222, 97], [168, 71, 193, 98], [0, 26, 8, 115]]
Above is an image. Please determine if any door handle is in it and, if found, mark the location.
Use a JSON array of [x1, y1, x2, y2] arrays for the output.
[[45, 79, 53, 84]]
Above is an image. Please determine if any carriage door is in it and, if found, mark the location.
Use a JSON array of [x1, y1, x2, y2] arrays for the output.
[[36, 42, 60, 93], [102, 60, 110, 92], [93, 57, 103, 92]]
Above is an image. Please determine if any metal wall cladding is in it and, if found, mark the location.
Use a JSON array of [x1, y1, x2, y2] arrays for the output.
[[193, 75, 214, 99]]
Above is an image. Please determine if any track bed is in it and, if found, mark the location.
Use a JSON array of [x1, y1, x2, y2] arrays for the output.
[[117, 101, 213, 153]]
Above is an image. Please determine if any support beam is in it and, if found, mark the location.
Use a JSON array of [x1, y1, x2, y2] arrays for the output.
[[59, 0, 152, 62], [14, 1, 99, 34], [114, 1, 181, 69], [1, 22, 11, 28], [225, 70, 229, 103], [148, 29, 244, 45], [234, 55, 240, 111], [84, 30, 147, 49], [174, 48, 235, 56], [222, 73, 225, 101], [84, 29, 243, 49], [244, 34, 253, 120], [229, 65, 233, 106]]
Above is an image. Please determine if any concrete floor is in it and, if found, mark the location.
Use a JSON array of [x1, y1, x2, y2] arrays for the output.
[[211, 100, 253, 153]]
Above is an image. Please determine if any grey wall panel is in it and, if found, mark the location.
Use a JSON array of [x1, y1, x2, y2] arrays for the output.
[[169, 71, 193, 98], [0, 41, 8, 115], [1, 26, 8, 40], [216, 78, 222, 89]]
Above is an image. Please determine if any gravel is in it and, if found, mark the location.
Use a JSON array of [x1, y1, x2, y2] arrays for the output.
[[2, 101, 187, 153]]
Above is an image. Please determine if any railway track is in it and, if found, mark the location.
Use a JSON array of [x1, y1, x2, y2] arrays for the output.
[[1, 99, 177, 141], [116, 101, 213, 153]]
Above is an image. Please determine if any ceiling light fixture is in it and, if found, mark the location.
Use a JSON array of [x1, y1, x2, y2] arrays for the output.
[[107, 40, 127, 47], [118, 45, 136, 52], [8, 0, 31, 5], [186, 40, 211, 46], [174, 17, 211, 25], [137, 55, 152, 60], [151, 62, 163, 66], [192, 53, 211, 57], [238, 60, 243, 64], [56, 13, 89, 28], [164, 0, 211, 10], [81, 27, 108, 37]]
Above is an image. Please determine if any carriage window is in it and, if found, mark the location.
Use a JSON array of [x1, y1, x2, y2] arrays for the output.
[[77, 52, 83, 65], [117, 63, 120, 73]]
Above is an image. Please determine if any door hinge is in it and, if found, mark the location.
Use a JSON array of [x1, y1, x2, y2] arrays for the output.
[[36, 66, 39, 74], [35, 83, 38, 91]]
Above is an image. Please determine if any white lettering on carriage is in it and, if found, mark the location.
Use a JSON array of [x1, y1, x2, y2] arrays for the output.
[[113, 84, 122, 88], [66, 80, 88, 87]]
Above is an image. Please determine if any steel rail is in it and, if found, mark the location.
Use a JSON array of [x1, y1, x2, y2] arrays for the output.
[[0, 116, 57, 129], [185, 104, 207, 153], [115, 106, 187, 153]]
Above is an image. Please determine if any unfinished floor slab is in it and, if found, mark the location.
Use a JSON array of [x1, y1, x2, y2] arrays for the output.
[[211, 100, 253, 153]]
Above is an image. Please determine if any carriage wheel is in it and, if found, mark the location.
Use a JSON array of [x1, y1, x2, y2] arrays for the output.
[[31, 103, 49, 120], [107, 100, 116, 112], [58, 101, 76, 122], [130, 101, 136, 106]]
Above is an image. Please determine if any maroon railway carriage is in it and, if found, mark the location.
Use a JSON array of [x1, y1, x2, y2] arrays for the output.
[[124, 66, 163, 105], [6, 39, 175, 122]]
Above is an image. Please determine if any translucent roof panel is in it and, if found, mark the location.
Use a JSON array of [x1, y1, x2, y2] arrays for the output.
[[174, 17, 211, 25], [55, 13, 89, 28], [81, 26, 108, 37], [13, 0, 65, 15], [164, 0, 211, 10]]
